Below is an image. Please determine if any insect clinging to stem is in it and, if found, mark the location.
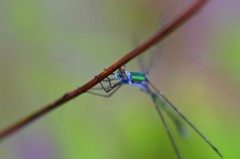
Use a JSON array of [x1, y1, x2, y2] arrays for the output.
[[0, 1, 221, 158], [88, 41, 223, 159]]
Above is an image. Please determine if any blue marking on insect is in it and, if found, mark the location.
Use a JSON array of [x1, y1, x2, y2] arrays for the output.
[[112, 64, 223, 158], [114, 65, 149, 92]]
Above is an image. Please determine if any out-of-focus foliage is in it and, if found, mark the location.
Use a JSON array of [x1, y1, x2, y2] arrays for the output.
[[0, 0, 239, 159]]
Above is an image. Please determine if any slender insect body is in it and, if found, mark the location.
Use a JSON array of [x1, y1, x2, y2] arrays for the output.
[[0, 3, 222, 159], [114, 66, 149, 92], [98, 64, 222, 159]]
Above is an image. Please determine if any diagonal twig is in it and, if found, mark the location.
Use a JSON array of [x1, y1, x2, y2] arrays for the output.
[[0, 0, 209, 141]]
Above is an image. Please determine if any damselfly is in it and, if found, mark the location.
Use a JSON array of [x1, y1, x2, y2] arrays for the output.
[[88, 44, 223, 159]]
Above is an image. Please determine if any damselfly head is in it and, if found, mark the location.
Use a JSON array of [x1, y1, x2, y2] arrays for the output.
[[114, 65, 130, 84]]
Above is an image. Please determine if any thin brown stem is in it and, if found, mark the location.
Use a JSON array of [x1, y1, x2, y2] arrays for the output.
[[0, 0, 209, 141]]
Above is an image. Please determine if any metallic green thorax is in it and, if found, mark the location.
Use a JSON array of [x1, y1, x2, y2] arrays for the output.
[[130, 72, 147, 82]]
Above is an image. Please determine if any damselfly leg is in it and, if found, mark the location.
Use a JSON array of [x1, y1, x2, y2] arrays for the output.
[[88, 76, 122, 97]]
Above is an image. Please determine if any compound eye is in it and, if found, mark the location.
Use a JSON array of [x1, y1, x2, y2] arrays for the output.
[[120, 65, 126, 71]]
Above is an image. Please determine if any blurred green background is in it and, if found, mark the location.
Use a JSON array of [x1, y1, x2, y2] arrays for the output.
[[0, 0, 239, 159]]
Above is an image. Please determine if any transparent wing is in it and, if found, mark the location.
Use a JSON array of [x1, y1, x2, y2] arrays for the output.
[[150, 90, 182, 159], [150, 89, 188, 137], [149, 82, 223, 158], [146, 41, 165, 74], [131, 34, 146, 73], [146, 14, 168, 74], [131, 14, 167, 74]]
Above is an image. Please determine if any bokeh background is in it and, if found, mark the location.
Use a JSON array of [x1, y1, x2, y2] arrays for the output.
[[0, 0, 239, 159]]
